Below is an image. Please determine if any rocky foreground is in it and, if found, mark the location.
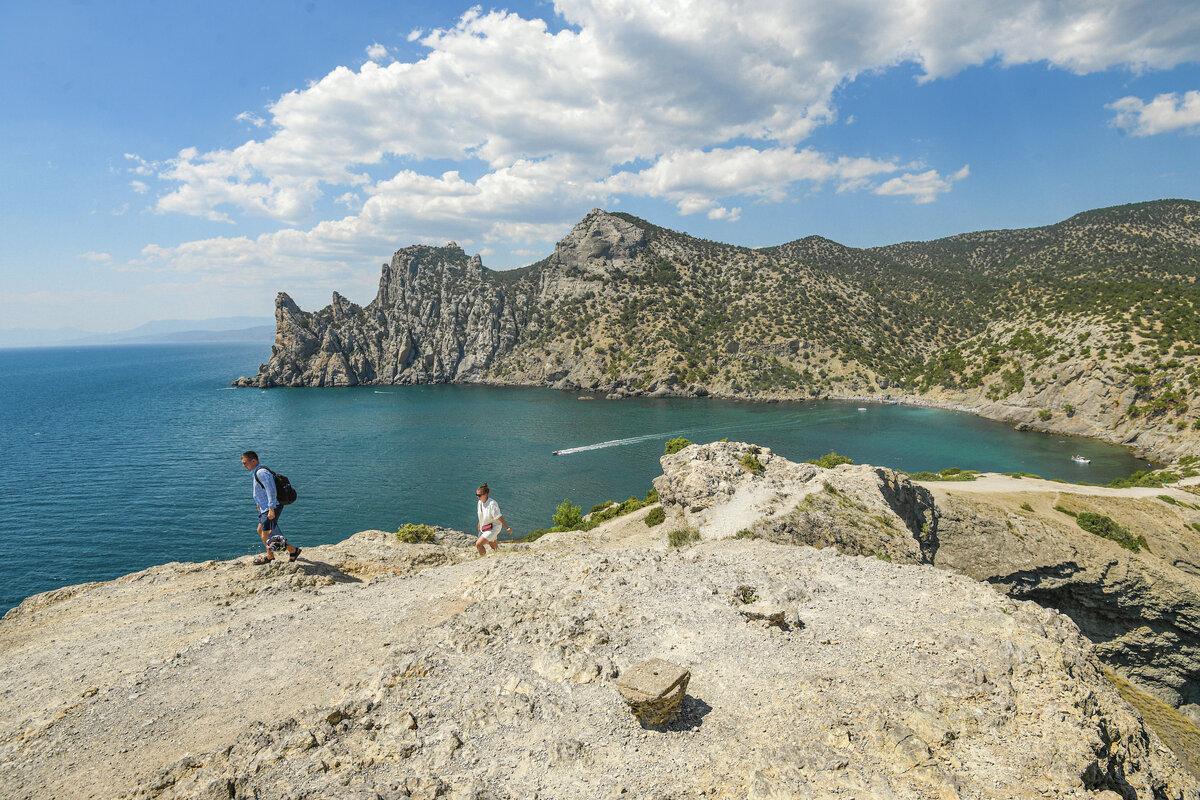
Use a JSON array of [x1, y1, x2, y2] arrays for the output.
[[3, 446, 1200, 799]]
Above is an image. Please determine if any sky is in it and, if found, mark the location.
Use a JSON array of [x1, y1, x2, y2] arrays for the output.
[[2, 0, 1199, 332]]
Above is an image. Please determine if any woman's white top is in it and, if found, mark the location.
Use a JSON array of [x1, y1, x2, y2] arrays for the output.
[[477, 498, 502, 528]]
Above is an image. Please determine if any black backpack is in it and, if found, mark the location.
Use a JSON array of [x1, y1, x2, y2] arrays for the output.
[[255, 466, 298, 506]]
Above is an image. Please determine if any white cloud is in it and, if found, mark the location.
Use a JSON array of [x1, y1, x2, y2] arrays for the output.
[[875, 165, 971, 204], [130, 180, 149, 194], [1108, 90, 1200, 136], [136, 1, 1200, 277], [366, 43, 390, 61], [236, 111, 267, 128], [80, 251, 112, 262]]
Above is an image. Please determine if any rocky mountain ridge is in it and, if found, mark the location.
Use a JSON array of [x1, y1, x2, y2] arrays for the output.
[[236, 200, 1200, 462], [4, 444, 1200, 799]]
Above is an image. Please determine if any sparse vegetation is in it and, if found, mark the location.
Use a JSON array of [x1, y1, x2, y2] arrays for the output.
[[908, 467, 979, 482], [664, 437, 692, 455], [1075, 512, 1147, 552], [644, 506, 666, 527], [807, 451, 854, 469], [667, 527, 701, 547], [396, 523, 437, 543], [739, 453, 765, 474]]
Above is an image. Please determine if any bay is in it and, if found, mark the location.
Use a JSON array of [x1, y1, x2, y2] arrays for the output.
[[0, 343, 1151, 612]]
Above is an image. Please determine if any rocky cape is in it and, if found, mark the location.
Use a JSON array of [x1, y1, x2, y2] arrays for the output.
[[4, 443, 1200, 799], [235, 201, 1200, 463]]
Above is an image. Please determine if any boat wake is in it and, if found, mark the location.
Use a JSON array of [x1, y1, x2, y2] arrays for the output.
[[553, 413, 819, 456]]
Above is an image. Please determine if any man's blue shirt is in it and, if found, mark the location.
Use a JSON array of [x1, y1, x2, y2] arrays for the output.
[[252, 466, 278, 511]]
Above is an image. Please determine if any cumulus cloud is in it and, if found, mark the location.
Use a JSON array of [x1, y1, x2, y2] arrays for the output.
[[1108, 90, 1200, 136], [135, 0, 1200, 278], [130, 180, 149, 194], [874, 165, 971, 204]]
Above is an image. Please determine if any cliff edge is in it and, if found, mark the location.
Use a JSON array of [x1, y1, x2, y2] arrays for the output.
[[2, 448, 1199, 799]]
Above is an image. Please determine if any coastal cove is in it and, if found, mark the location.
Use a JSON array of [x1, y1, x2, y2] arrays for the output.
[[0, 343, 1152, 613]]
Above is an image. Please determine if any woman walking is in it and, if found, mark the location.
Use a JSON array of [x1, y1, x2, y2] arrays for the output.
[[475, 482, 512, 556]]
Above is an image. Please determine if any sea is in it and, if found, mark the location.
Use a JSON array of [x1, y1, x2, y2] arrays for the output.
[[0, 343, 1153, 613]]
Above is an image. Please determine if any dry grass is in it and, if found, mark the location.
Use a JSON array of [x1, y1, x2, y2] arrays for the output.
[[1104, 669, 1200, 780]]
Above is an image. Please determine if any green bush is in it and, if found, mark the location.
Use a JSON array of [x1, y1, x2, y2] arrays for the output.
[[732, 528, 759, 540], [1076, 512, 1147, 552], [740, 453, 765, 474], [664, 436, 692, 455], [1158, 495, 1180, 506], [1038, 409, 1052, 421], [552, 498, 584, 530], [644, 487, 659, 503], [667, 527, 700, 547], [1020, 502, 1034, 511], [1109, 470, 1181, 489], [589, 501, 614, 514], [396, 523, 437, 543], [1054, 505, 1078, 517], [807, 451, 854, 469], [645, 506, 666, 527]]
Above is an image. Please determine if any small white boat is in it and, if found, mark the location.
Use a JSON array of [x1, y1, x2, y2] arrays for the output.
[[1071, 455, 1090, 464], [857, 407, 867, 412]]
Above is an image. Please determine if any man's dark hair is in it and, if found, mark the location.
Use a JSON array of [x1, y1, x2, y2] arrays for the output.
[[242, 450, 259, 462]]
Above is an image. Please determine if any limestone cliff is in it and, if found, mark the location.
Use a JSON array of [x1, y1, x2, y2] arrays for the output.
[[653, 441, 1200, 738], [237, 200, 1200, 462]]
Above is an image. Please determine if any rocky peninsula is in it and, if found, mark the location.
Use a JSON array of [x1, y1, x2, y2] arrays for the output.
[[235, 200, 1200, 463], [3, 443, 1200, 799]]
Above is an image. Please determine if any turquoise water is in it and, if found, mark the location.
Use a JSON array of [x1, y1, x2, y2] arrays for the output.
[[0, 344, 1151, 612]]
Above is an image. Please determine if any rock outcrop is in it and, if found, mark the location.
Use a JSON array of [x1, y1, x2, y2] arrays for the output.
[[654, 441, 1200, 722], [2, 502, 1197, 799]]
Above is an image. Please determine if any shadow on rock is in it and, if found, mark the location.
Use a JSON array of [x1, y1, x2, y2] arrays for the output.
[[644, 695, 713, 732]]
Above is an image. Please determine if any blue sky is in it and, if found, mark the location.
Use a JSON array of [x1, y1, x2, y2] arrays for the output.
[[3, 0, 1199, 331]]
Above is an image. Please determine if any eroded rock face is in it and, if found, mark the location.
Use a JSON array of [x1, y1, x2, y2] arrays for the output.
[[3, 525, 1195, 799], [654, 442, 1200, 716], [933, 493, 1200, 710], [234, 210, 647, 389], [653, 441, 938, 564]]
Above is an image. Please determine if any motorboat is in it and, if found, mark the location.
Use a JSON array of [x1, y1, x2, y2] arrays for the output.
[[1071, 455, 1090, 464]]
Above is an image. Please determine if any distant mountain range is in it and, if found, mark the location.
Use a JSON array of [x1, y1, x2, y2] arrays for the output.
[[237, 199, 1200, 463], [0, 317, 274, 349]]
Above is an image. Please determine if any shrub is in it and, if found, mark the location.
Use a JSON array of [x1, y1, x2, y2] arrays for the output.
[[552, 498, 584, 530], [667, 527, 701, 547], [733, 585, 759, 604], [1054, 505, 1078, 517], [1063, 404, 1075, 416], [644, 487, 659, 503], [1020, 502, 1034, 511], [1076, 512, 1147, 552], [1108, 470, 1181, 489], [644, 506, 666, 527], [740, 454, 765, 474], [732, 528, 759, 539], [396, 523, 437, 543], [590, 501, 614, 515], [908, 468, 979, 482], [807, 451, 854, 469], [1038, 409, 1052, 421], [1158, 495, 1180, 506], [664, 436, 692, 455]]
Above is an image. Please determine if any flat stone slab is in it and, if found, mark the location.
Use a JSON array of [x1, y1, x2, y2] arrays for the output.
[[615, 658, 690, 725]]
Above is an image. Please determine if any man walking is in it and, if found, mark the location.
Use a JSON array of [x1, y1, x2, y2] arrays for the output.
[[241, 450, 301, 564]]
